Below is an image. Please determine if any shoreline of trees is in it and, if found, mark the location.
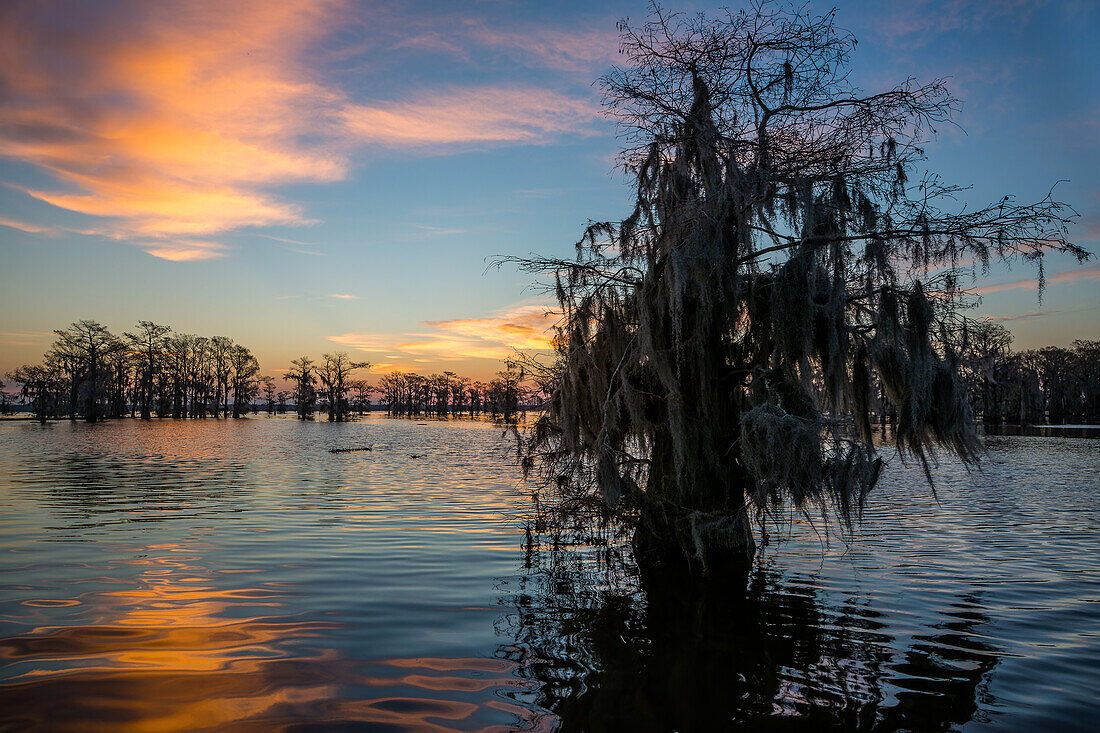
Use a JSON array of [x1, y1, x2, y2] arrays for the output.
[[2, 320, 530, 423], [959, 325, 1099, 426], [3, 318, 1095, 428], [4, 320, 262, 423]]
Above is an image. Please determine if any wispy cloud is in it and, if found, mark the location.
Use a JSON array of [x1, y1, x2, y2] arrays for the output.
[[398, 21, 619, 75], [466, 23, 619, 74], [254, 233, 319, 247], [340, 88, 600, 148], [426, 304, 556, 350], [251, 232, 324, 255], [0, 331, 54, 346], [329, 293, 358, 300], [1079, 213, 1100, 242], [283, 246, 324, 256], [984, 309, 1060, 323], [329, 303, 556, 366], [974, 264, 1100, 294], [870, 0, 1050, 44], [0, 217, 52, 234], [140, 239, 228, 261], [411, 224, 465, 236]]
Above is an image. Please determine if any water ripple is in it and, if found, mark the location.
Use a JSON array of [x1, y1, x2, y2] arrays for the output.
[[1, 418, 1098, 730]]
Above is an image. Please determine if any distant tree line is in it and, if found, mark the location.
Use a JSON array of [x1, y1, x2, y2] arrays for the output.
[[2, 322, 533, 424], [375, 368, 525, 420], [955, 324, 1099, 426], [9, 320, 1089, 428], [275, 358, 528, 422], [280, 352, 371, 422], [6, 320, 262, 423], [860, 326, 1099, 432]]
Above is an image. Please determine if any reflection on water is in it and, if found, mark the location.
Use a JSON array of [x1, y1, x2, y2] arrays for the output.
[[1, 420, 1098, 730], [501, 555, 1002, 731], [0, 417, 546, 732], [501, 435, 1100, 731]]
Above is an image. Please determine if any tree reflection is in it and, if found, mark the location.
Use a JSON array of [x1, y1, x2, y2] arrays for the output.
[[498, 528, 1001, 731]]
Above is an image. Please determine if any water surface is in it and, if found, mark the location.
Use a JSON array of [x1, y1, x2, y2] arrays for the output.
[[0, 417, 1097, 731]]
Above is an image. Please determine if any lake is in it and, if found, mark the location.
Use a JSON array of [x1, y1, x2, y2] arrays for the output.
[[0, 416, 1097, 731]]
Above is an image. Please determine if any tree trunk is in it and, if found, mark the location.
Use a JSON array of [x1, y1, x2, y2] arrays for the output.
[[632, 439, 756, 579], [85, 361, 98, 423]]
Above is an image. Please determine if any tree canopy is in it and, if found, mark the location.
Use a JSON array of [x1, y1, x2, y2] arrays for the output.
[[508, 2, 1087, 575]]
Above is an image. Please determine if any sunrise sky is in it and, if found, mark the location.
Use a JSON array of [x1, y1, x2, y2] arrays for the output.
[[1, 0, 1097, 380]]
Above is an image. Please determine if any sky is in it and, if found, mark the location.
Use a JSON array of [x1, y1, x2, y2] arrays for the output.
[[1, 0, 1098, 381]]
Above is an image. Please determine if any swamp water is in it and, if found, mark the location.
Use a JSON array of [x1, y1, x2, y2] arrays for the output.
[[0, 417, 1097, 731]]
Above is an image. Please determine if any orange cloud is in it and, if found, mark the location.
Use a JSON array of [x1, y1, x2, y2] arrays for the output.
[[0, 1, 604, 255], [329, 333, 515, 362], [329, 303, 556, 366], [427, 304, 556, 350], [27, 176, 310, 236], [0, 0, 343, 242], [974, 264, 1100, 294], [0, 331, 54, 347]]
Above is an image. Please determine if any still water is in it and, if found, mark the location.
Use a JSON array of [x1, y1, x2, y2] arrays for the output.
[[0, 416, 1096, 731]]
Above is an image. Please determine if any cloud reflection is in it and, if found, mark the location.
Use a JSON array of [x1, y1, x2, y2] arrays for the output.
[[0, 542, 542, 731]]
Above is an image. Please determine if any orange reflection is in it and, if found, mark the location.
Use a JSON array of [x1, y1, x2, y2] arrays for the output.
[[0, 543, 549, 731]]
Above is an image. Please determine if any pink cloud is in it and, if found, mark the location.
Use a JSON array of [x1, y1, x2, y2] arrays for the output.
[[0, 217, 52, 234], [340, 88, 600, 148], [984, 310, 1060, 323], [974, 264, 1100, 294], [0, 331, 54, 347], [383, 14, 619, 75], [140, 239, 228, 261], [1078, 213, 1100, 242], [452, 22, 620, 74]]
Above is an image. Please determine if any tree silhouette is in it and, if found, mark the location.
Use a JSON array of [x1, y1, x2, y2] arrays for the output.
[[349, 379, 372, 414], [284, 356, 317, 420], [957, 322, 1014, 424], [228, 344, 260, 418], [7, 362, 65, 422], [317, 352, 369, 421], [124, 321, 172, 420], [50, 320, 125, 422], [259, 376, 277, 414], [505, 3, 1087, 575]]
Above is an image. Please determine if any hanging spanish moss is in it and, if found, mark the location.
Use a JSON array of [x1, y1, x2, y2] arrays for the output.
[[504, 2, 1086, 576]]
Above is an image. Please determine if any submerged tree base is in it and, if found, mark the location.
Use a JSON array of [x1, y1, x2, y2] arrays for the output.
[[633, 505, 756, 580]]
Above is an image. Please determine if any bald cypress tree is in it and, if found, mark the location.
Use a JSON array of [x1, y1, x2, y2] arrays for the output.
[[508, 3, 1086, 576], [284, 356, 317, 420]]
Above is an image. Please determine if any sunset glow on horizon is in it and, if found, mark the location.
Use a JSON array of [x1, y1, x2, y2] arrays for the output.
[[2, 0, 1097, 379]]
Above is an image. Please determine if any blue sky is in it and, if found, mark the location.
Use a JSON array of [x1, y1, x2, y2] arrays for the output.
[[1, 0, 1097, 379]]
